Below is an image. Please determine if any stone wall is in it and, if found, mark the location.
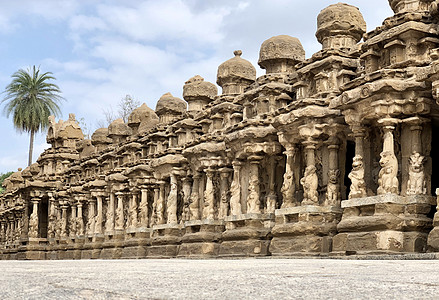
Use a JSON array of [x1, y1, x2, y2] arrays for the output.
[[2, 0, 439, 259]]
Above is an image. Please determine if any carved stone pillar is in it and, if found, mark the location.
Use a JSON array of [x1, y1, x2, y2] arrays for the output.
[[129, 191, 139, 228], [87, 199, 96, 235], [189, 173, 201, 220], [247, 156, 263, 214], [348, 125, 367, 199], [156, 182, 166, 225], [55, 204, 62, 239], [9, 218, 15, 241], [167, 173, 178, 224], [139, 188, 149, 227], [406, 117, 427, 195], [95, 195, 103, 234], [5, 220, 10, 242], [105, 193, 115, 232], [325, 137, 341, 206], [28, 199, 39, 238], [61, 205, 68, 238], [230, 161, 242, 215], [115, 192, 125, 231], [77, 202, 84, 236], [301, 140, 319, 205], [281, 147, 297, 208], [151, 186, 160, 226], [47, 196, 57, 239], [377, 118, 399, 195], [218, 168, 232, 219], [181, 177, 192, 222], [16, 216, 22, 240], [69, 204, 77, 238], [0, 221, 5, 243], [203, 168, 216, 220], [266, 156, 277, 213]]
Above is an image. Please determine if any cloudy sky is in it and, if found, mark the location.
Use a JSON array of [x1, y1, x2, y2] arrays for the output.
[[0, 0, 393, 173]]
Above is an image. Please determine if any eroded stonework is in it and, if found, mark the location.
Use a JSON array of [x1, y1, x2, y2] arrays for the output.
[[2, 0, 439, 259]]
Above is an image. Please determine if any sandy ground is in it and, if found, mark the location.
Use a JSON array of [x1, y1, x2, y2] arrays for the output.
[[0, 258, 438, 299]]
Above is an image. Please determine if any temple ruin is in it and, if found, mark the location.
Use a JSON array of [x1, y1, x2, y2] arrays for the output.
[[3, 0, 439, 259]]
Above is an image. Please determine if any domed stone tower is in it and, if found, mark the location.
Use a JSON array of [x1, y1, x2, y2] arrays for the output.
[[91, 128, 111, 152], [316, 3, 366, 50], [389, 0, 433, 13], [108, 118, 132, 144], [217, 50, 256, 95], [258, 35, 305, 74], [128, 103, 159, 135], [155, 92, 187, 124], [183, 75, 217, 114]]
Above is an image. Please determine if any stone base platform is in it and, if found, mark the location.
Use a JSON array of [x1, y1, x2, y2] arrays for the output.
[[270, 205, 342, 256], [149, 224, 183, 258], [178, 220, 225, 258], [219, 213, 274, 257], [121, 227, 151, 259], [333, 194, 435, 255], [100, 231, 125, 259]]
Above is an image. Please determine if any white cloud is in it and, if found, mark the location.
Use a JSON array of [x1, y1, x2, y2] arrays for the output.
[[95, 0, 230, 44]]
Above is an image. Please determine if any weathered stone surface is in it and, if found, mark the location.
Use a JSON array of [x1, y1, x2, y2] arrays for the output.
[[3, 1, 439, 260]]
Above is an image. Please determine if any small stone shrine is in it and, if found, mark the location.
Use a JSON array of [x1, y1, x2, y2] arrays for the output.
[[3, 0, 439, 259]]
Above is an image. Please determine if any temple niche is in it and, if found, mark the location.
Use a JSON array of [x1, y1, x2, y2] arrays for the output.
[[3, 0, 439, 260]]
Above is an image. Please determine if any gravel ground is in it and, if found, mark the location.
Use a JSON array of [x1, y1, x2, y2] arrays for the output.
[[0, 258, 438, 299]]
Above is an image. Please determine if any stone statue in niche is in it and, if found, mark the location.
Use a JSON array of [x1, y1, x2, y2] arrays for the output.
[[407, 152, 426, 195], [105, 207, 114, 232], [129, 198, 138, 227], [115, 203, 124, 229], [47, 206, 57, 239], [167, 181, 178, 224], [189, 190, 199, 220], [247, 171, 260, 214], [266, 192, 277, 213], [301, 165, 319, 205], [139, 197, 149, 226], [377, 151, 399, 195], [281, 171, 295, 208], [229, 174, 241, 215], [348, 155, 366, 199], [76, 213, 84, 236], [219, 189, 229, 219], [181, 180, 192, 223], [325, 169, 340, 206], [28, 211, 39, 238], [69, 212, 77, 237]]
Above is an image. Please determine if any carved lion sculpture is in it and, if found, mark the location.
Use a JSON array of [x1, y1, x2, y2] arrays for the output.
[[377, 151, 399, 195], [407, 152, 426, 195], [326, 169, 340, 206], [348, 155, 366, 199], [301, 165, 319, 205]]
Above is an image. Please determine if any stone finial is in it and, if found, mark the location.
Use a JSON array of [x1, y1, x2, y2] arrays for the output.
[[108, 119, 132, 143], [258, 35, 305, 74], [217, 50, 256, 95], [92, 128, 109, 142], [316, 3, 366, 50], [183, 75, 218, 113], [128, 103, 159, 134], [389, 0, 433, 13], [155, 92, 187, 124]]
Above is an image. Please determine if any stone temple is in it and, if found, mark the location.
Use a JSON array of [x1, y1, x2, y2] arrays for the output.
[[3, 0, 439, 259]]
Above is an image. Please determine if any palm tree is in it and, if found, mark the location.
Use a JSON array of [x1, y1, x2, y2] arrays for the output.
[[2, 66, 63, 166]]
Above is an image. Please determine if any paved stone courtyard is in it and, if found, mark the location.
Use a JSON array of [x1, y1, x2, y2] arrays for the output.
[[0, 258, 439, 299]]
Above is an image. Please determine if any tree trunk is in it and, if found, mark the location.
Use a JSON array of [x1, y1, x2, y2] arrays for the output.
[[28, 130, 34, 167]]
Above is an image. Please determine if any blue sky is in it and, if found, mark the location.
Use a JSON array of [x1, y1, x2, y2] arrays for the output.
[[0, 0, 393, 174]]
